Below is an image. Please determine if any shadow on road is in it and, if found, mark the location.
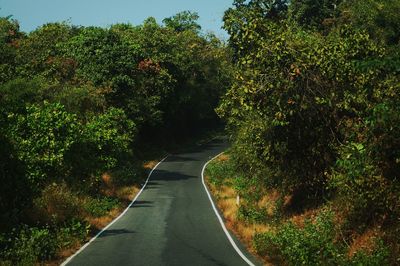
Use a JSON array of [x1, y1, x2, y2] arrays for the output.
[[151, 169, 197, 181], [98, 229, 135, 238], [130, 200, 153, 208]]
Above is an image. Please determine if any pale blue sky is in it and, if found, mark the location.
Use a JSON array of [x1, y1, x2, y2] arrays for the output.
[[0, 0, 233, 38]]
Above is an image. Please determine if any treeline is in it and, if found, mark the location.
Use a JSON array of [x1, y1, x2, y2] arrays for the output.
[[0, 11, 230, 264], [218, 0, 400, 264]]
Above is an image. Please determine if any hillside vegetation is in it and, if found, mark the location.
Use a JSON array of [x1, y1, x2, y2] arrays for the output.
[[207, 0, 400, 265], [0, 12, 231, 264]]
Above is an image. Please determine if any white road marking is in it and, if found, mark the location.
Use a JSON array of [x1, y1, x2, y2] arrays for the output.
[[201, 152, 256, 266], [61, 156, 168, 266]]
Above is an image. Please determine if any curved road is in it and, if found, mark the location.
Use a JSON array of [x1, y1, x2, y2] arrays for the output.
[[64, 138, 260, 266]]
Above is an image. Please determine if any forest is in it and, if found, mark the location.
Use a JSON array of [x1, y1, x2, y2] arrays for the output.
[[207, 0, 400, 265], [1, 0, 400, 265], [0, 11, 231, 264]]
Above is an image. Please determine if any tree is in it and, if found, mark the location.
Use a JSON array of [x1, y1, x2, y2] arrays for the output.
[[289, 0, 341, 30], [0, 17, 23, 84], [338, 0, 400, 45], [163, 11, 201, 33]]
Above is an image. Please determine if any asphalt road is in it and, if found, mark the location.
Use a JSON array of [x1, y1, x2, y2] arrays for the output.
[[64, 138, 260, 266]]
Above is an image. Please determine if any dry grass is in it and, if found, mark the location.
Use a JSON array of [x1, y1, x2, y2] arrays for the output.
[[258, 191, 280, 216], [205, 171, 272, 265], [143, 160, 159, 170], [100, 170, 141, 202], [101, 172, 113, 187], [348, 228, 381, 257], [216, 154, 229, 162], [85, 207, 125, 231], [289, 209, 320, 228], [41, 171, 145, 265]]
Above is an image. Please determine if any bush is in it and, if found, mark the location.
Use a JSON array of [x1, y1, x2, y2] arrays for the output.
[[83, 197, 121, 217], [238, 205, 267, 223], [6, 102, 79, 189], [253, 209, 390, 265], [0, 134, 30, 227], [110, 161, 143, 186], [33, 183, 81, 224], [205, 158, 234, 187], [332, 101, 400, 224], [0, 220, 90, 265], [56, 219, 90, 249], [349, 239, 390, 266], [254, 209, 343, 265], [2, 226, 58, 264]]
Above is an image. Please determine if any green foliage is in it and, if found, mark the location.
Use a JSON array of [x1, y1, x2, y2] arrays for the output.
[[205, 157, 234, 187], [47, 84, 107, 117], [56, 219, 90, 248], [221, 0, 399, 204], [82, 107, 135, 170], [338, 0, 400, 45], [0, 220, 90, 265], [348, 239, 390, 266], [163, 11, 201, 33], [83, 197, 120, 217], [6, 102, 78, 187], [222, 0, 400, 263], [333, 101, 400, 223], [253, 209, 389, 265], [289, 0, 341, 30], [17, 22, 77, 80], [0, 17, 23, 84], [254, 210, 340, 265], [111, 162, 144, 186], [0, 78, 44, 112], [238, 205, 267, 223], [2, 226, 58, 264], [0, 11, 230, 265]]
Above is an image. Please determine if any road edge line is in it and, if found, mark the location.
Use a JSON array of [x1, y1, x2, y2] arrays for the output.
[[201, 152, 256, 266], [61, 156, 168, 266]]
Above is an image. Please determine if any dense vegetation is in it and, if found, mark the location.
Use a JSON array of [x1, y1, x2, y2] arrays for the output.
[[210, 0, 400, 264], [2, 0, 400, 264], [0, 11, 230, 264]]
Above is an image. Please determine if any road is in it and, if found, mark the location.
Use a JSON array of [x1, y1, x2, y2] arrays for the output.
[[63, 138, 260, 266]]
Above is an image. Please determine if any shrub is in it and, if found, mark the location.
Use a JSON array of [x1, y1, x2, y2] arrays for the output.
[[332, 101, 400, 224], [110, 161, 143, 186], [253, 208, 391, 265], [348, 239, 390, 266], [254, 209, 343, 265], [205, 158, 234, 187], [56, 219, 90, 249], [33, 182, 81, 223], [83, 197, 121, 217], [6, 102, 79, 189], [238, 205, 267, 223], [2, 226, 58, 264]]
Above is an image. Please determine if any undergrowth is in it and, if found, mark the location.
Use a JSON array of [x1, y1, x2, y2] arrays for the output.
[[0, 167, 143, 265], [206, 154, 394, 265]]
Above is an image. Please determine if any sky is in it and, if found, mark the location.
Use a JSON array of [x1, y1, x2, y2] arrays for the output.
[[0, 0, 233, 39]]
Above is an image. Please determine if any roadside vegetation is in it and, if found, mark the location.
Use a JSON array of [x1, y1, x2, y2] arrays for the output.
[[0, 11, 231, 265], [206, 0, 400, 265], [2, 0, 400, 265]]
